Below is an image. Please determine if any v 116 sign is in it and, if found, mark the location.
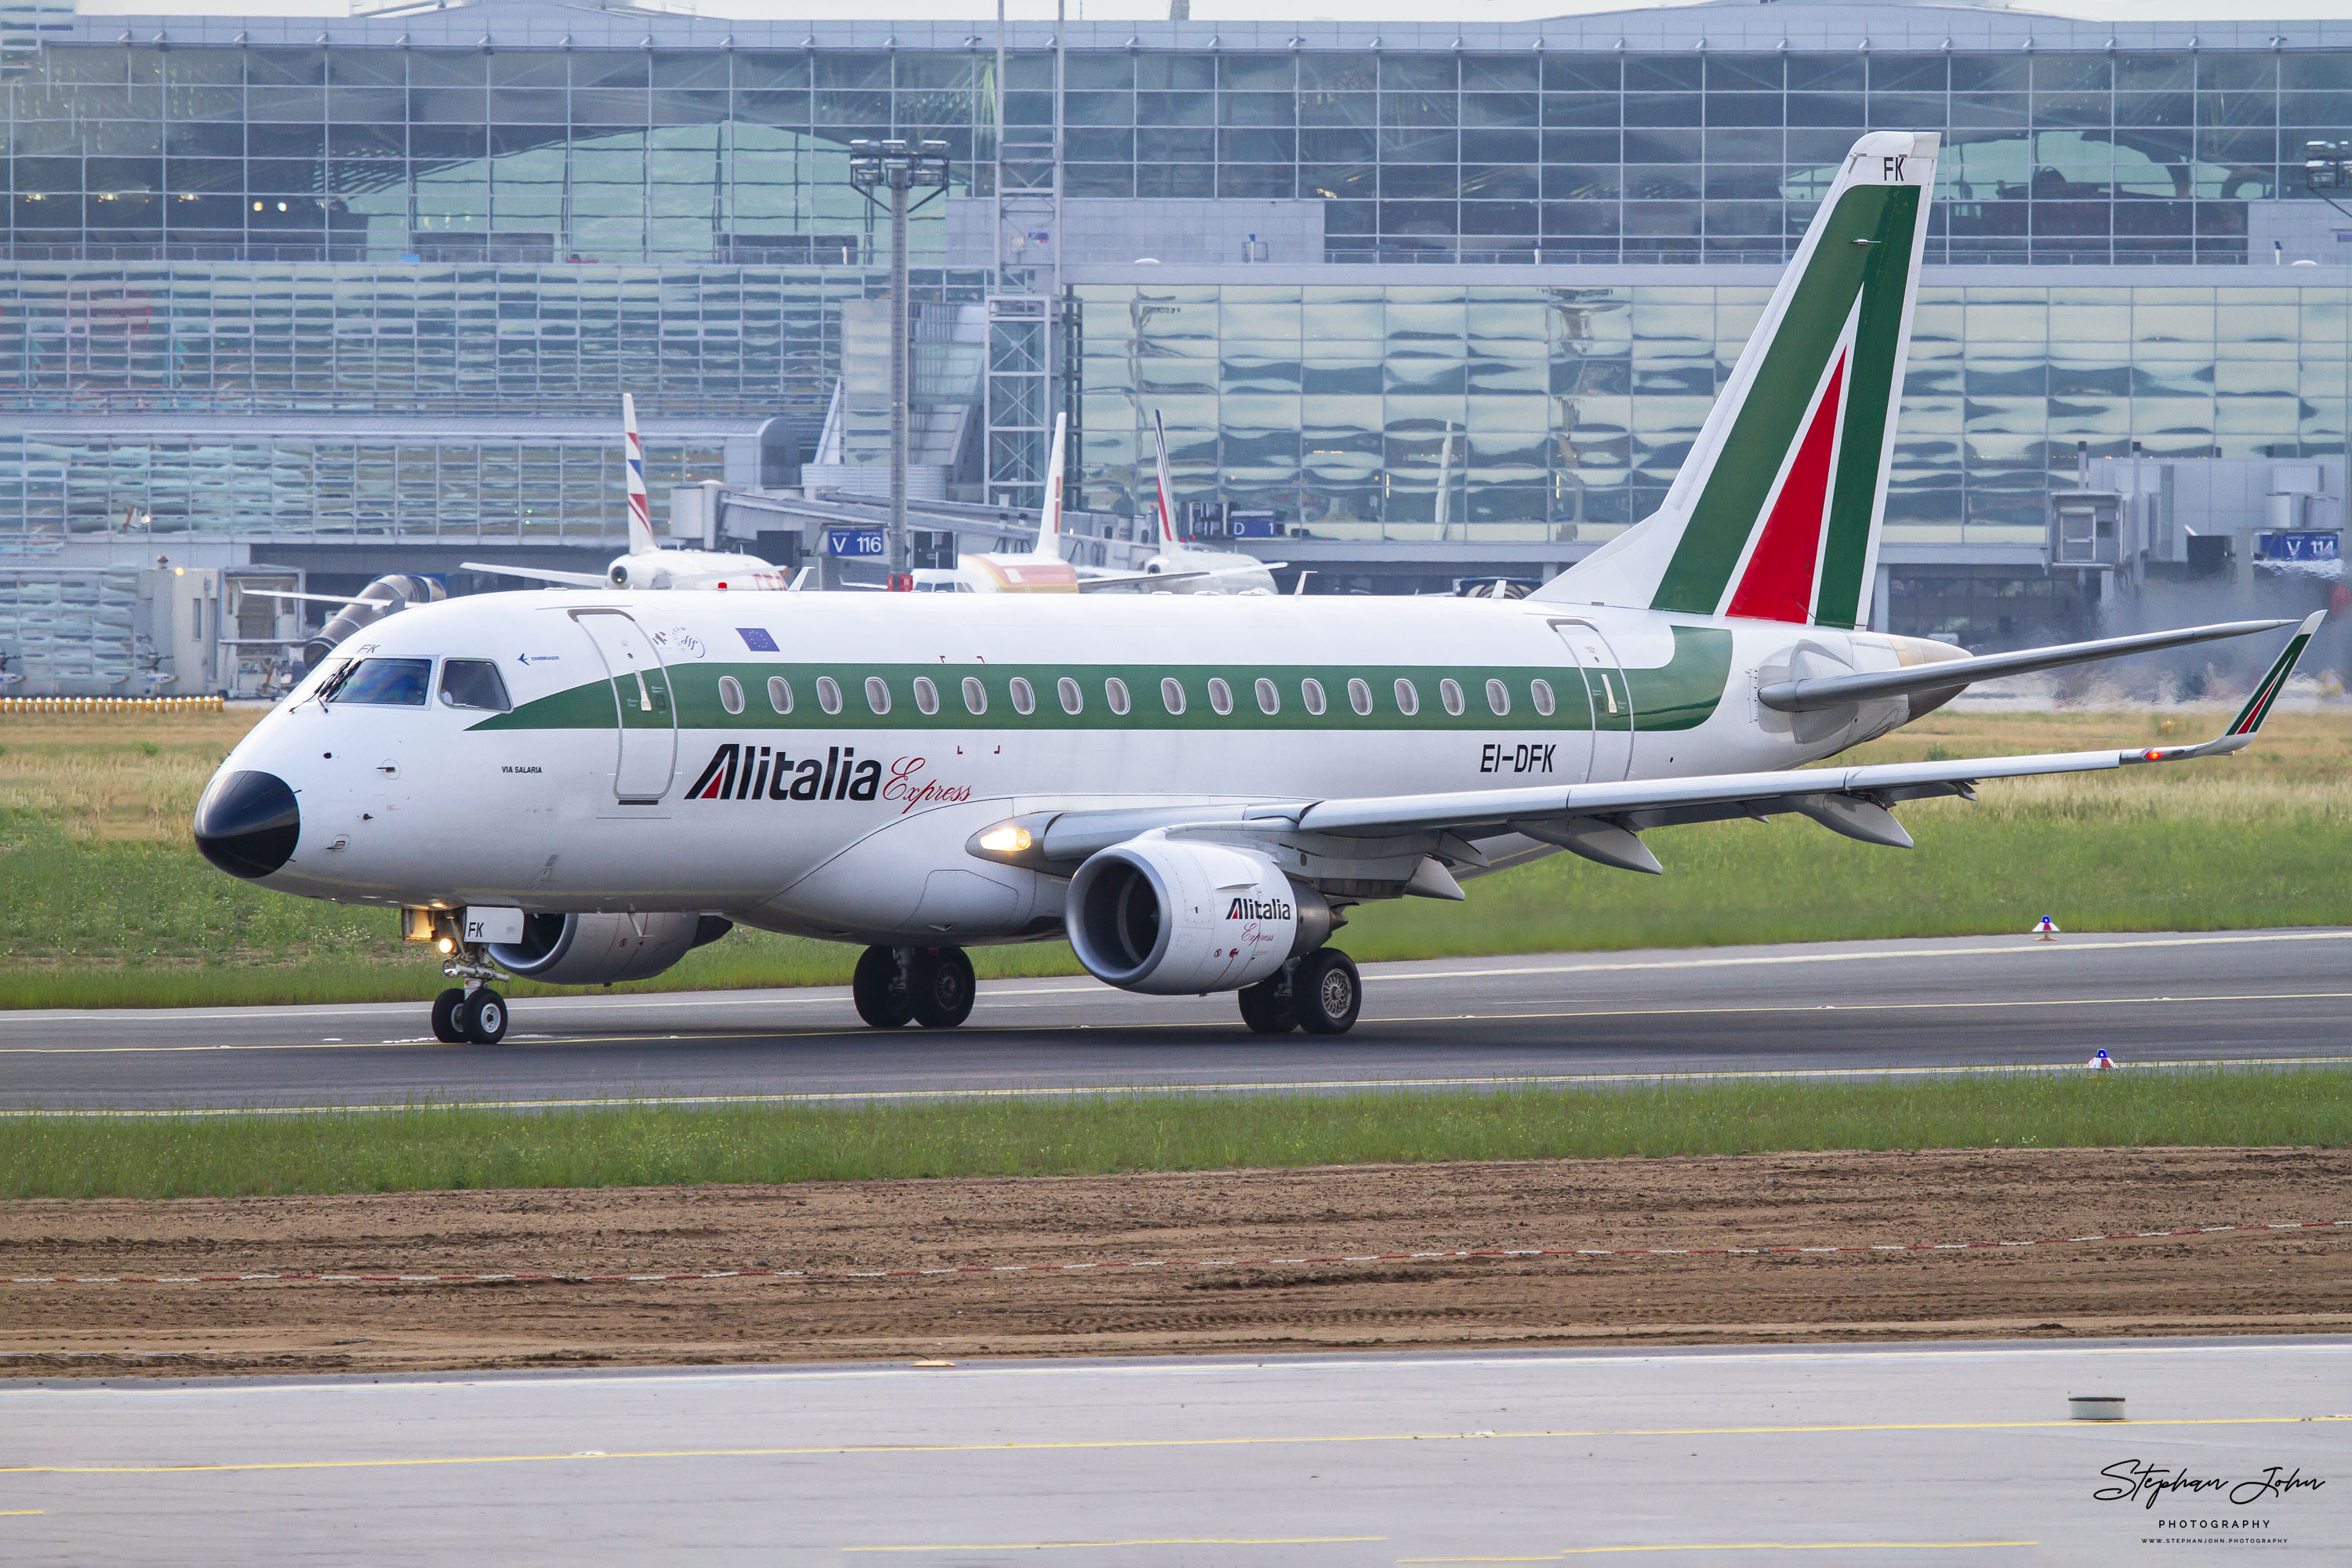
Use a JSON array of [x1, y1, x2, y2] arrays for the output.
[[826, 528, 887, 559]]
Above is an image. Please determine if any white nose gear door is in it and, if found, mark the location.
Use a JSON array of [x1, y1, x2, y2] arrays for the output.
[[1551, 619, 1637, 782], [572, 608, 677, 803]]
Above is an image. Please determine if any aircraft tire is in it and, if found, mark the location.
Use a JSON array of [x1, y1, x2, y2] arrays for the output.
[[1236, 975, 1295, 1034], [430, 987, 466, 1044], [852, 945, 916, 1029], [459, 986, 509, 1046], [909, 946, 976, 1029], [1290, 949, 1362, 1036]]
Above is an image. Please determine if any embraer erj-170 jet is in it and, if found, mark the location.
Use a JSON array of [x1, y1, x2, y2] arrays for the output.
[[1132, 410, 1287, 596], [465, 394, 793, 593], [194, 132, 2319, 1046]]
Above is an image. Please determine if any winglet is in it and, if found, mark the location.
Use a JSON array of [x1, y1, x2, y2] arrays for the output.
[[2220, 610, 2325, 740], [2125, 611, 2325, 764], [1150, 410, 1179, 545], [1036, 411, 1069, 557], [622, 392, 654, 557]]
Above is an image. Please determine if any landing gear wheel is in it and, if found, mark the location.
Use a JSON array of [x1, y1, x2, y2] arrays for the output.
[[1237, 973, 1296, 1034], [852, 945, 916, 1029], [430, 987, 466, 1044], [909, 947, 976, 1029], [458, 985, 509, 1046], [1291, 949, 1361, 1036]]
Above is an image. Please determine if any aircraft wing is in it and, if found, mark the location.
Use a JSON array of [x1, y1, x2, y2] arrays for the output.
[[977, 614, 2321, 878], [230, 588, 381, 605], [1760, 618, 2292, 713], [1071, 561, 1288, 591], [459, 561, 611, 590]]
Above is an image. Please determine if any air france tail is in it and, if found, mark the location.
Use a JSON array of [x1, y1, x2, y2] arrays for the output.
[[1152, 410, 1180, 546], [1537, 132, 1940, 631], [622, 391, 654, 557]]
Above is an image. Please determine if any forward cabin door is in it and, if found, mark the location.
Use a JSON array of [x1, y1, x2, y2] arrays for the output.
[[1551, 619, 1637, 782], [572, 608, 677, 803]]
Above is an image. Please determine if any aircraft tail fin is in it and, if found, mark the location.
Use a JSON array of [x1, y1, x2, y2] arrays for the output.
[[1532, 132, 1940, 630], [1036, 411, 1069, 558], [1151, 410, 1179, 546], [622, 392, 655, 557]]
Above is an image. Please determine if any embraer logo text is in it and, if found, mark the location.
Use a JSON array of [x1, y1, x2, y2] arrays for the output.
[[1481, 742, 1559, 775], [1227, 895, 1292, 922]]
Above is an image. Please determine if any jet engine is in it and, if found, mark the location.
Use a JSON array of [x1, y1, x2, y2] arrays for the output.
[[487, 913, 733, 986], [1065, 837, 1332, 995]]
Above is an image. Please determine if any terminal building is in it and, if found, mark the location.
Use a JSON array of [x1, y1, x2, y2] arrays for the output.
[[4, 0, 2350, 691]]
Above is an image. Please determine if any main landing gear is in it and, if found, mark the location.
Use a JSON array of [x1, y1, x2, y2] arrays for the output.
[[430, 983, 509, 1045], [1237, 947, 1362, 1036], [853, 945, 977, 1030]]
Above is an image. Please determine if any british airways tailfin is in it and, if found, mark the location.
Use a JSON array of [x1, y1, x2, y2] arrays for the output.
[[622, 392, 655, 557], [1533, 132, 1939, 630]]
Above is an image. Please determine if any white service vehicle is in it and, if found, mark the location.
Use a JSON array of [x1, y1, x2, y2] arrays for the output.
[[194, 133, 2317, 1046], [464, 394, 793, 593]]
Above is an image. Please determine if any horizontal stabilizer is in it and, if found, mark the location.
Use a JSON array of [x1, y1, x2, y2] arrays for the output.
[[1759, 618, 2293, 713]]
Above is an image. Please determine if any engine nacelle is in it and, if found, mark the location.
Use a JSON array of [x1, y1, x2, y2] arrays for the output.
[[487, 913, 731, 986], [1066, 837, 1331, 996]]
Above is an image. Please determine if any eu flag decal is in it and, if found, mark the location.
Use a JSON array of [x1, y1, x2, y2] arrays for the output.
[[737, 627, 779, 653]]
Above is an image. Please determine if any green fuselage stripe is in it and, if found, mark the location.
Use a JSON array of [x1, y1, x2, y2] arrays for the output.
[[470, 628, 1735, 739]]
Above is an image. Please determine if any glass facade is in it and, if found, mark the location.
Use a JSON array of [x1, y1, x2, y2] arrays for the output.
[[7, 37, 2347, 266], [1076, 279, 2352, 545]]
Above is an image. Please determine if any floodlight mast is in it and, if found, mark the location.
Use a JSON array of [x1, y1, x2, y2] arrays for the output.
[[849, 139, 953, 590]]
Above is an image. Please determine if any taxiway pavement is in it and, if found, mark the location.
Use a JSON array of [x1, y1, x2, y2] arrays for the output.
[[4, 1338, 2347, 1563], [2, 930, 2347, 1111]]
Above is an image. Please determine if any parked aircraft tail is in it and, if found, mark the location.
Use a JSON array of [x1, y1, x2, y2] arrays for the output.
[[1534, 131, 1940, 630], [1036, 411, 1069, 557], [622, 392, 655, 557], [1151, 410, 1180, 546]]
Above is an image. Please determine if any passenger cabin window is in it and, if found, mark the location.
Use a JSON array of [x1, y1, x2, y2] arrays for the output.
[[326, 657, 432, 707], [1010, 677, 1036, 716], [1393, 678, 1420, 717], [1486, 678, 1510, 717], [962, 676, 988, 715], [1058, 677, 1083, 715], [865, 676, 891, 716], [1346, 677, 1371, 717], [1160, 677, 1187, 716], [1105, 677, 1131, 716], [1439, 677, 1465, 717], [717, 675, 746, 716], [1301, 677, 1327, 716], [1207, 677, 1233, 716], [1254, 677, 1279, 716], [913, 676, 939, 715], [816, 676, 843, 715], [438, 659, 512, 713], [768, 676, 794, 714], [1530, 677, 1555, 717]]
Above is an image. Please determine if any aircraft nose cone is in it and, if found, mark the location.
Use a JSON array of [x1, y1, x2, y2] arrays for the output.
[[192, 770, 300, 880]]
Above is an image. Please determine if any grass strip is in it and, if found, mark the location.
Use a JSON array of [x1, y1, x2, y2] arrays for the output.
[[8, 1068, 2348, 1201]]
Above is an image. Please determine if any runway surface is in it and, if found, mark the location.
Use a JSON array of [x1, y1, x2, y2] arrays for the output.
[[5, 1339, 2347, 1563], [4, 929, 2349, 1112]]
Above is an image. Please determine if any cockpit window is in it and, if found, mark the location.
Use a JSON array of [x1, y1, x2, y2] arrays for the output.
[[328, 657, 433, 706], [438, 659, 513, 713]]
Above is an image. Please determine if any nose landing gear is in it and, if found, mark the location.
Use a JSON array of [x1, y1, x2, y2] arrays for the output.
[[853, 945, 976, 1030]]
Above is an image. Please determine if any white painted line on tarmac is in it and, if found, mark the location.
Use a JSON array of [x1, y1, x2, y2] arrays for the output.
[[3, 1051, 2348, 1117]]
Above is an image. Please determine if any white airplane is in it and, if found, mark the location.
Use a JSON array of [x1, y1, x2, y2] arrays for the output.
[[1133, 410, 1287, 595], [953, 414, 1219, 594], [463, 394, 793, 593], [193, 132, 2317, 1048]]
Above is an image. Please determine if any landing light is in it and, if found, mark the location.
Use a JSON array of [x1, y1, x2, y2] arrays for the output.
[[436, 935, 456, 955], [978, 826, 1032, 854]]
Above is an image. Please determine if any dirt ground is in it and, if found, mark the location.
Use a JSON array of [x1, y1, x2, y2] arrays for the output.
[[4, 1147, 2348, 1377]]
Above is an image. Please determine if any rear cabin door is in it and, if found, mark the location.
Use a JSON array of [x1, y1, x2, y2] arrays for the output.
[[1550, 619, 1637, 782], [572, 608, 677, 803]]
